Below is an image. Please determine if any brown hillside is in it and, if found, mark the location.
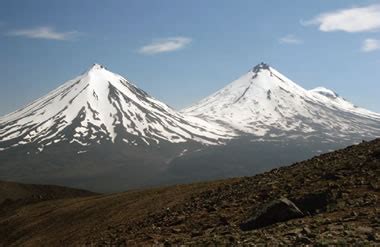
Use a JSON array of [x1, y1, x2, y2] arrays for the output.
[[0, 139, 379, 246], [0, 180, 96, 206]]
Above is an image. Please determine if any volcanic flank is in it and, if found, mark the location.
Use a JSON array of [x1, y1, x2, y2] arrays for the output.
[[0, 64, 231, 192], [0, 63, 229, 151], [183, 63, 380, 139]]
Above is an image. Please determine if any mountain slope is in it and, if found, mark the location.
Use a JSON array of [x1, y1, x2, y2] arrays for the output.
[[164, 62, 380, 185], [183, 63, 380, 141], [0, 64, 232, 192], [0, 64, 230, 154], [1, 138, 379, 246]]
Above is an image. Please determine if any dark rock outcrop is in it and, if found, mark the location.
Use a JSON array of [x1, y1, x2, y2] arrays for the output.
[[240, 198, 303, 230]]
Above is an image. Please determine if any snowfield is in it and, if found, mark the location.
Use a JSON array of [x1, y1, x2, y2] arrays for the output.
[[0, 64, 232, 152]]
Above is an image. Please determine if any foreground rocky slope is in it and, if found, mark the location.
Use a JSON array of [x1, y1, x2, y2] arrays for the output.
[[0, 139, 379, 246]]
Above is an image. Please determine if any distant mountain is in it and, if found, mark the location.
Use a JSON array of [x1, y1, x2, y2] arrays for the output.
[[182, 63, 380, 141], [0, 64, 230, 152], [0, 64, 231, 192], [1, 63, 379, 192], [165, 63, 380, 183]]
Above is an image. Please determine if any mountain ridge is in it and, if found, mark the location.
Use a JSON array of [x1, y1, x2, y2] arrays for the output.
[[0, 64, 231, 154], [0, 64, 233, 192], [182, 62, 380, 140], [1, 62, 379, 192]]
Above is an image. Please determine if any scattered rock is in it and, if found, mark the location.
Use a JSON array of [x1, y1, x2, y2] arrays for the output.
[[369, 181, 379, 191], [296, 235, 313, 244], [370, 149, 380, 159], [3, 138, 380, 246], [240, 198, 304, 231], [172, 228, 181, 234], [191, 230, 202, 237], [293, 190, 332, 215], [302, 226, 312, 236], [357, 226, 373, 235]]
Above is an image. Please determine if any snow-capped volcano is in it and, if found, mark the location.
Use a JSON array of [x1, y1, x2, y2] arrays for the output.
[[183, 63, 380, 140], [0, 64, 230, 153]]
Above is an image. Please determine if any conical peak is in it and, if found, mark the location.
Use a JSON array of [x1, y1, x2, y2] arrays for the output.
[[82, 63, 137, 91], [252, 62, 270, 73], [88, 63, 106, 72], [85, 63, 115, 79]]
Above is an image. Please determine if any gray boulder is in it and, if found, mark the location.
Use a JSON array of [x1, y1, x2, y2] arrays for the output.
[[240, 198, 304, 231]]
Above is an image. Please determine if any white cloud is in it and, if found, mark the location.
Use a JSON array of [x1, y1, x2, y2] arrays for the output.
[[7, 26, 80, 41], [304, 4, 380, 32], [279, 34, 303, 44], [361, 39, 380, 52], [139, 37, 192, 55]]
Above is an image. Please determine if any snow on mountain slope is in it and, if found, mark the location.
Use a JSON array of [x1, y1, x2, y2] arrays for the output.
[[182, 63, 380, 140], [0, 64, 232, 152], [308, 87, 380, 119]]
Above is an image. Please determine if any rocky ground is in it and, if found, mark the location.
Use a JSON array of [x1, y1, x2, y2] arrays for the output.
[[0, 139, 379, 246]]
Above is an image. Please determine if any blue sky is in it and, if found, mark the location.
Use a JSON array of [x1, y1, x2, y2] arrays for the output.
[[0, 0, 380, 116]]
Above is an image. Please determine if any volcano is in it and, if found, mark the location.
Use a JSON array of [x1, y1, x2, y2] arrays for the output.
[[183, 63, 380, 141], [0, 64, 231, 192], [1, 63, 379, 192]]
